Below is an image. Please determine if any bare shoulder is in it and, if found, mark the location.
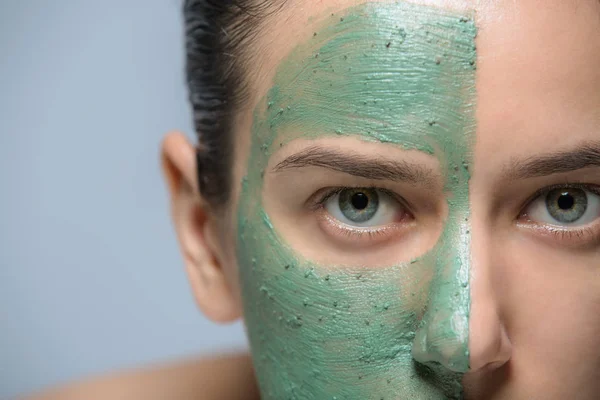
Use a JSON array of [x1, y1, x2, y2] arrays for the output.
[[26, 353, 260, 400]]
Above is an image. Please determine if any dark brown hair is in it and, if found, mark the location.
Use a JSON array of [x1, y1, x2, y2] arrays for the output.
[[183, 0, 286, 209]]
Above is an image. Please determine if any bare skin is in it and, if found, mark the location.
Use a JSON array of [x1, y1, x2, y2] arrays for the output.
[[30, 0, 600, 398], [26, 353, 259, 400]]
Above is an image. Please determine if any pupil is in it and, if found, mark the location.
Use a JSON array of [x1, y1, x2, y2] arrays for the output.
[[351, 192, 369, 210], [557, 193, 574, 210]]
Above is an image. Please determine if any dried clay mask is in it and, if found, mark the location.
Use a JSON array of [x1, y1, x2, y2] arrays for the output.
[[237, 2, 477, 398]]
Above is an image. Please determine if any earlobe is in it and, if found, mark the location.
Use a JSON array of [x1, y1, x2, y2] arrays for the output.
[[160, 132, 242, 323]]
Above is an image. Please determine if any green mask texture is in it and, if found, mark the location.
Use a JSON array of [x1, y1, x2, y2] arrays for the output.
[[236, 2, 477, 399]]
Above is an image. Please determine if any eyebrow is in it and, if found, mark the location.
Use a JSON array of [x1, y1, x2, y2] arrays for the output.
[[503, 141, 600, 180], [272, 145, 436, 185]]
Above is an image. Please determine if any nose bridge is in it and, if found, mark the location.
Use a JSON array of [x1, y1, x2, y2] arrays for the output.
[[412, 209, 471, 373], [467, 209, 513, 372]]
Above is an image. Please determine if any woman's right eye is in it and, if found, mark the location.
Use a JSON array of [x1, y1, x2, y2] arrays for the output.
[[323, 187, 405, 228]]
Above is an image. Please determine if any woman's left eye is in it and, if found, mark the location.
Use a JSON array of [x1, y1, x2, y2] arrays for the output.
[[323, 187, 403, 227], [523, 186, 600, 227]]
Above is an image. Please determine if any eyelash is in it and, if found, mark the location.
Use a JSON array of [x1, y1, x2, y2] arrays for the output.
[[520, 183, 600, 208], [518, 183, 600, 246], [308, 183, 600, 247], [310, 186, 406, 208], [317, 214, 400, 240], [308, 186, 413, 244]]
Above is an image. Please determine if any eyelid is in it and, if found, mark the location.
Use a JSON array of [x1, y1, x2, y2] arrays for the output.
[[314, 202, 415, 248], [516, 220, 600, 248], [305, 186, 416, 248], [307, 186, 414, 216], [307, 187, 343, 211], [519, 183, 600, 219], [517, 183, 600, 248]]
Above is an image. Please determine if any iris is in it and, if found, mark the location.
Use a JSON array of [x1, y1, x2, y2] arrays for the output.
[[338, 188, 379, 223], [546, 188, 588, 223]]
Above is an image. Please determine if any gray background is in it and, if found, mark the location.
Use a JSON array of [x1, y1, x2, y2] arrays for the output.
[[0, 1, 247, 398]]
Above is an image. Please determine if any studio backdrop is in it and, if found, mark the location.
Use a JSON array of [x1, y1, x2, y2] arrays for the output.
[[0, 1, 247, 398]]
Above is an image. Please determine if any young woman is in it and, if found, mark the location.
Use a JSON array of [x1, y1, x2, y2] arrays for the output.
[[33, 0, 600, 398]]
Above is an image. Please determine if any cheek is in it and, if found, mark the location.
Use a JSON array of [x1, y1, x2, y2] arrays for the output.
[[498, 236, 600, 374], [236, 212, 431, 398]]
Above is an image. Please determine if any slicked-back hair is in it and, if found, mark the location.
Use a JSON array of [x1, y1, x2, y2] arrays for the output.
[[183, 0, 286, 210]]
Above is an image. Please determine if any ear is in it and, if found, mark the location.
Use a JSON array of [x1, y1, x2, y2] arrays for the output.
[[160, 131, 241, 323]]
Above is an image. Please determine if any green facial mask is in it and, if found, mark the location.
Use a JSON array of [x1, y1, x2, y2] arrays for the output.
[[236, 2, 476, 399]]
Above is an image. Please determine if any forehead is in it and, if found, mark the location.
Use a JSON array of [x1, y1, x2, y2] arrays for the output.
[[247, 0, 600, 117], [230, 0, 600, 191], [474, 0, 600, 165]]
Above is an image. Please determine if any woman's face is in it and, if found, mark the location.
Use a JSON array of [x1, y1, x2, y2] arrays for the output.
[[168, 0, 600, 398]]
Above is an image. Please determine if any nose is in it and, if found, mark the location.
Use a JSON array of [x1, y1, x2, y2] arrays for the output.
[[412, 216, 471, 373], [468, 299, 512, 372], [411, 212, 512, 374], [467, 221, 512, 372]]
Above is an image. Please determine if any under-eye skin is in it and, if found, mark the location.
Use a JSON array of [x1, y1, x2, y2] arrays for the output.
[[518, 183, 600, 246], [307, 186, 414, 246]]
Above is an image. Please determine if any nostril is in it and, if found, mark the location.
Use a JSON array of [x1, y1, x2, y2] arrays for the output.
[[482, 360, 506, 373], [469, 319, 512, 372], [412, 314, 471, 373]]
